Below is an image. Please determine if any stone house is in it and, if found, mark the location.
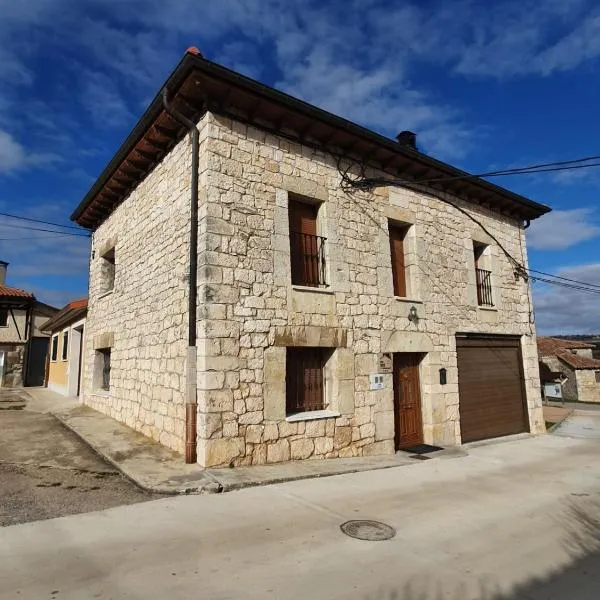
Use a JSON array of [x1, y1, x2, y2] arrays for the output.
[[538, 337, 600, 403], [71, 49, 550, 466], [0, 261, 57, 387], [41, 298, 87, 397]]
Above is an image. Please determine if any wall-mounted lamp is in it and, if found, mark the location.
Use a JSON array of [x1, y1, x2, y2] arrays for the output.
[[439, 368, 447, 385], [408, 305, 419, 323]]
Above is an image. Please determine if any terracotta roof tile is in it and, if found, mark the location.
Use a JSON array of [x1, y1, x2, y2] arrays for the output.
[[0, 284, 33, 298], [558, 353, 600, 370], [537, 337, 595, 356]]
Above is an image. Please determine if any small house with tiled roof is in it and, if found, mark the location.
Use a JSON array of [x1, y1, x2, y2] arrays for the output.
[[41, 298, 87, 397], [537, 337, 600, 403], [0, 261, 58, 387]]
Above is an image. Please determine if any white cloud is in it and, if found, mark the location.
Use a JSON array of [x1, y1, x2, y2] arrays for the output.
[[527, 208, 600, 250], [79, 70, 134, 127], [0, 131, 26, 173], [534, 263, 600, 334], [0, 130, 61, 173]]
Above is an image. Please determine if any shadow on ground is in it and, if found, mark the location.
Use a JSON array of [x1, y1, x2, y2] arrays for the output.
[[365, 498, 600, 600]]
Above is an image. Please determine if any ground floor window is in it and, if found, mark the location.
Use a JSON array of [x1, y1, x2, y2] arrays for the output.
[[95, 348, 111, 392], [286, 347, 325, 415]]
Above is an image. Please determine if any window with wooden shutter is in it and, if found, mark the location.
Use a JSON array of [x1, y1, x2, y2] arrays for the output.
[[286, 347, 325, 414], [389, 223, 408, 297], [288, 198, 326, 287]]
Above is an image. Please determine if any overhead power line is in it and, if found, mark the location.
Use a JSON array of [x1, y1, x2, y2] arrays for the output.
[[0, 211, 85, 231], [0, 222, 90, 237], [416, 154, 600, 185], [528, 268, 600, 290]]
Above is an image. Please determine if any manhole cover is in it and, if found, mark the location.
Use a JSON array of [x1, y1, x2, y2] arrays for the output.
[[340, 520, 396, 541]]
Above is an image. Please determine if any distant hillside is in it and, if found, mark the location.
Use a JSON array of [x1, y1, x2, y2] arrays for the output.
[[554, 335, 600, 359]]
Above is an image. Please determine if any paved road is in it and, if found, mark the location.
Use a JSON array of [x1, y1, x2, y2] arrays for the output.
[[3, 424, 600, 599], [0, 389, 161, 526]]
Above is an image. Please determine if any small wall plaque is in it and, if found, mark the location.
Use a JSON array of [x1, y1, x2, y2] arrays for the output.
[[369, 374, 385, 390], [378, 353, 393, 374]]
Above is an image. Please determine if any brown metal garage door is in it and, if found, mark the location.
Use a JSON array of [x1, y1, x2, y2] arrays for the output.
[[456, 336, 529, 443]]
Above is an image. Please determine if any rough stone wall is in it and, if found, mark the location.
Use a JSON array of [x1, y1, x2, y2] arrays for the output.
[[81, 125, 202, 453], [0, 343, 25, 387], [576, 370, 600, 403], [195, 112, 544, 467]]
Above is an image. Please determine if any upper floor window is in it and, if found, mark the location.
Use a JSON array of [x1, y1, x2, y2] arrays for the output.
[[100, 247, 115, 293], [595, 370, 600, 384], [288, 198, 326, 287], [473, 241, 493, 307], [62, 330, 69, 361], [51, 335, 58, 362], [389, 222, 410, 297], [0, 309, 8, 327]]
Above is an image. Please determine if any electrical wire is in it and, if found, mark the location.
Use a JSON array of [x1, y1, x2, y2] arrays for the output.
[[528, 269, 600, 290], [0, 222, 90, 237], [530, 276, 600, 295], [0, 211, 84, 231], [415, 155, 600, 185]]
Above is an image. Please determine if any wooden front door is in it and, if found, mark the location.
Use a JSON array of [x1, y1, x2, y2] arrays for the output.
[[393, 353, 424, 449]]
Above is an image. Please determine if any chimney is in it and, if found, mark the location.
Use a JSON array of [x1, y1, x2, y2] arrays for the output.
[[396, 130, 417, 150], [0, 261, 7, 285]]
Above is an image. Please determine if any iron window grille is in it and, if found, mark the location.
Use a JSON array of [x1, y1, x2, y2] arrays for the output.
[[476, 268, 494, 307], [286, 347, 325, 414], [290, 231, 327, 287]]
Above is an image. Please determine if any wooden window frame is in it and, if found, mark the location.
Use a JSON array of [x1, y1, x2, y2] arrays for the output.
[[286, 347, 326, 415], [50, 335, 58, 362], [389, 222, 409, 298], [61, 330, 69, 361], [288, 197, 327, 288]]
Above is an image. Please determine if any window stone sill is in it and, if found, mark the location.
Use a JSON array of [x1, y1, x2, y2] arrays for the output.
[[98, 289, 114, 300], [477, 305, 498, 312], [394, 297, 423, 304], [286, 409, 340, 422], [292, 285, 334, 295], [91, 390, 111, 398]]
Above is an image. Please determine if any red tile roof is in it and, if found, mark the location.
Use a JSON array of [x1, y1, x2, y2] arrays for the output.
[[558, 353, 600, 370], [40, 298, 87, 332], [0, 284, 33, 298], [537, 337, 595, 357]]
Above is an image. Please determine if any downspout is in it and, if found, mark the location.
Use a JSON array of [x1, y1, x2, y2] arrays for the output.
[[162, 85, 200, 464]]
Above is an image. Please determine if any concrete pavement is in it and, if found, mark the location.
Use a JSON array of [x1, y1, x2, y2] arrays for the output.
[[0, 389, 161, 526], [27, 387, 466, 494], [2, 430, 600, 599]]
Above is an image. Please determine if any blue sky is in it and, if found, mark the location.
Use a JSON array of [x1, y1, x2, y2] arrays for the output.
[[0, 0, 599, 333]]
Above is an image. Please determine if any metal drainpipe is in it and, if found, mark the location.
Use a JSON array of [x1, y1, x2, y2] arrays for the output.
[[162, 87, 199, 464]]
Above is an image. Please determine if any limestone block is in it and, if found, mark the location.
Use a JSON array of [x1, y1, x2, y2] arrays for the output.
[[246, 424, 264, 443], [263, 346, 286, 420], [373, 411, 394, 441], [362, 440, 394, 456], [204, 437, 245, 467], [304, 419, 326, 438], [333, 426, 352, 450], [263, 422, 279, 441], [290, 438, 314, 460], [267, 439, 290, 463], [314, 437, 334, 455]]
